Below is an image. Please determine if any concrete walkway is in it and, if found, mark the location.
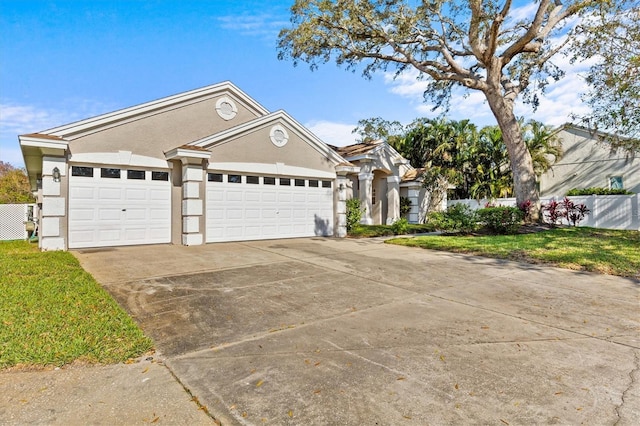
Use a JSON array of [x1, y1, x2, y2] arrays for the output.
[[3, 237, 639, 425]]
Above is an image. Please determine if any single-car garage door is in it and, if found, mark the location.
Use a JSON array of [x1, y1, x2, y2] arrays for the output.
[[206, 172, 334, 243], [68, 165, 171, 248]]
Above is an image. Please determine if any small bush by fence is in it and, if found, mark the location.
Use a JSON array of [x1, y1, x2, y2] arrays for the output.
[[449, 194, 640, 231]]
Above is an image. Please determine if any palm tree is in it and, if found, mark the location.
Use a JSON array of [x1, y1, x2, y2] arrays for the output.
[[522, 120, 563, 176], [469, 126, 513, 199]]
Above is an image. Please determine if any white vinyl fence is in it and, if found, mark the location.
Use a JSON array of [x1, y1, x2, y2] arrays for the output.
[[449, 194, 640, 231], [0, 204, 36, 240]]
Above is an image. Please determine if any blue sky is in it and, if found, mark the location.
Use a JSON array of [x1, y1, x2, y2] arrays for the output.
[[0, 0, 592, 167]]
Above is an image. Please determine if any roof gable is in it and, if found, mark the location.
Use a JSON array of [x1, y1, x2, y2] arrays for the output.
[[189, 110, 346, 166], [37, 81, 269, 140]]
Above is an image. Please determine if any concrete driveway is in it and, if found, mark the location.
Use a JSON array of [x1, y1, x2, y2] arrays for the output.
[[74, 237, 640, 425]]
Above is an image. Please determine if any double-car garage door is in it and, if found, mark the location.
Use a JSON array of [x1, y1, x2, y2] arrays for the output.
[[206, 172, 334, 243], [67, 165, 334, 248]]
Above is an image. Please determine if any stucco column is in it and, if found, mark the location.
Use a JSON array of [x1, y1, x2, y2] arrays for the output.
[[165, 147, 210, 246], [404, 183, 422, 224], [40, 156, 66, 250], [181, 163, 205, 245], [386, 176, 401, 225], [335, 164, 360, 237], [358, 171, 374, 225], [334, 175, 349, 238]]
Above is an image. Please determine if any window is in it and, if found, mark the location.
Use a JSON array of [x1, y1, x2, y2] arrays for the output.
[[295, 179, 305, 187], [71, 166, 93, 177], [372, 187, 377, 205], [264, 176, 276, 185], [208, 173, 223, 182], [152, 171, 169, 181], [101, 168, 121, 178], [610, 176, 624, 189], [246, 175, 259, 184], [308, 179, 319, 188], [228, 174, 242, 183], [127, 170, 145, 180], [280, 178, 291, 186], [322, 180, 332, 188]]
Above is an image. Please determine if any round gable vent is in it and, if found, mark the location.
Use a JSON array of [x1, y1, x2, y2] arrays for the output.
[[270, 124, 289, 147], [216, 96, 238, 120]]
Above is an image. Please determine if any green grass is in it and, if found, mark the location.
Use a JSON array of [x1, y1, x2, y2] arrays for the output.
[[386, 227, 640, 278], [0, 241, 153, 369], [349, 223, 436, 238]]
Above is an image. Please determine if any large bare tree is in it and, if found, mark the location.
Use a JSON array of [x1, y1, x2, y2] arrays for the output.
[[278, 0, 624, 216]]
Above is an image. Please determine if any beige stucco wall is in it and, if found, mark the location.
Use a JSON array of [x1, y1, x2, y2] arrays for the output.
[[67, 94, 260, 160], [208, 124, 337, 175], [540, 127, 640, 196]]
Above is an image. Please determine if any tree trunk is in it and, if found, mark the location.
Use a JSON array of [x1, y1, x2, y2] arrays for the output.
[[484, 90, 541, 220]]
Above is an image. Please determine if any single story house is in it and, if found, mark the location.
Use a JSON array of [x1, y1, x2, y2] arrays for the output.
[[539, 124, 640, 197], [20, 82, 431, 250]]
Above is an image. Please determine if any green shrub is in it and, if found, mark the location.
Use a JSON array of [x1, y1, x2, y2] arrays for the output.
[[477, 206, 524, 234], [391, 218, 409, 235], [346, 198, 363, 232], [566, 187, 633, 196], [427, 203, 477, 233]]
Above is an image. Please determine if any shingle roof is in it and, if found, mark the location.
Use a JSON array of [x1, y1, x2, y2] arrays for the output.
[[401, 168, 425, 182], [332, 140, 383, 158], [20, 133, 65, 141]]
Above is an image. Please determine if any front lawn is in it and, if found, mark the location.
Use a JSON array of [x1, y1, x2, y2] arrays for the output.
[[0, 241, 153, 369], [386, 227, 640, 278]]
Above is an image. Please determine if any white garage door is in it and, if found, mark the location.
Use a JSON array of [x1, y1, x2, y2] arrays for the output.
[[206, 172, 334, 243], [68, 166, 171, 248]]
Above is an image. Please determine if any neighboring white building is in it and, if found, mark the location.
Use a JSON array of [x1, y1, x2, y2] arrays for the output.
[[540, 124, 640, 197]]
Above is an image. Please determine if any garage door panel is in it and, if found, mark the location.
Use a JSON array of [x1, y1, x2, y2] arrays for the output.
[[261, 191, 277, 202], [278, 192, 292, 202], [68, 229, 96, 245], [245, 191, 261, 202], [208, 190, 224, 202], [227, 208, 243, 219], [293, 208, 307, 219], [225, 226, 244, 238], [125, 188, 147, 200], [227, 191, 243, 202], [244, 225, 261, 234], [149, 188, 168, 200], [245, 208, 261, 220], [98, 209, 122, 221], [208, 208, 224, 220], [149, 208, 171, 220], [97, 229, 122, 242], [69, 208, 96, 221], [124, 208, 147, 220], [262, 209, 277, 219], [98, 187, 123, 200], [123, 229, 146, 241], [292, 193, 306, 203], [279, 209, 292, 219], [71, 187, 96, 200], [261, 224, 278, 236]]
